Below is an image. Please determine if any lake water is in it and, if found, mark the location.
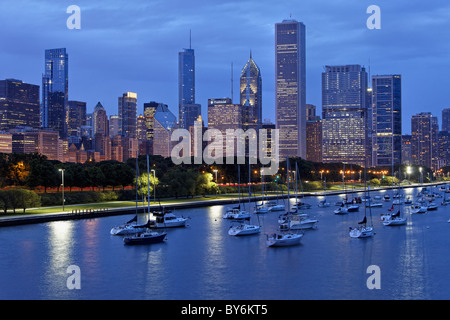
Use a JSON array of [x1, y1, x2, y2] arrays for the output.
[[1, 186, 450, 300]]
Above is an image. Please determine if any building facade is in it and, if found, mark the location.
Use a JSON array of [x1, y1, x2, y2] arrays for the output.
[[321, 65, 369, 167], [0, 79, 40, 131], [67, 100, 86, 137], [442, 108, 450, 133], [411, 112, 439, 170], [118, 92, 137, 138], [371, 75, 402, 167], [275, 19, 306, 158], [240, 52, 262, 131], [41, 48, 68, 138], [179, 46, 201, 130]]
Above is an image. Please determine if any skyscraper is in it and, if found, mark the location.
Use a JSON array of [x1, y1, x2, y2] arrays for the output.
[[67, 100, 86, 137], [93, 102, 108, 136], [41, 48, 68, 138], [371, 75, 402, 166], [178, 40, 201, 130], [0, 79, 40, 130], [118, 92, 137, 138], [240, 52, 262, 131], [321, 65, 369, 167], [275, 19, 306, 158], [442, 108, 450, 132], [411, 112, 439, 170]]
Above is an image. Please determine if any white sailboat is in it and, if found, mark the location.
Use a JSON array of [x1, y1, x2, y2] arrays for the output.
[[318, 177, 330, 208], [111, 155, 149, 235], [228, 162, 260, 236], [223, 165, 251, 220], [266, 157, 303, 247], [123, 155, 167, 244]]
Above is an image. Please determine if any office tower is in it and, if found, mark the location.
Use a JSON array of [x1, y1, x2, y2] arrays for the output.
[[67, 100, 86, 137], [443, 108, 450, 132], [144, 101, 167, 142], [153, 104, 178, 158], [275, 19, 306, 158], [371, 75, 402, 167], [0, 79, 40, 131], [12, 128, 62, 161], [118, 92, 137, 138], [179, 42, 201, 130], [136, 114, 147, 141], [411, 112, 439, 170], [305, 104, 322, 163], [438, 130, 450, 168], [109, 115, 120, 137], [42, 48, 69, 138], [322, 65, 369, 167], [401, 134, 412, 165], [93, 102, 108, 136], [0, 133, 12, 153], [208, 98, 243, 156], [240, 52, 262, 131]]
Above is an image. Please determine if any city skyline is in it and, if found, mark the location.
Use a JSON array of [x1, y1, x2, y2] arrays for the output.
[[0, 0, 449, 135]]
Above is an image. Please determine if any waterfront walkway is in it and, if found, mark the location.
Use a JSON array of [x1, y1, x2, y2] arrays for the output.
[[0, 182, 446, 227]]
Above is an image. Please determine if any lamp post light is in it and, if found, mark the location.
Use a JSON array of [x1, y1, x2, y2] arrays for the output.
[[151, 169, 156, 204], [419, 167, 423, 184], [58, 168, 65, 211]]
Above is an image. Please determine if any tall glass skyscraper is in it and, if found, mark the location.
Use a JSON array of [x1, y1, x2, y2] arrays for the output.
[[118, 92, 137, 138], [240, 52, 262, 131], [371, 75, 402, 167], [41, 48, 69, 138], [275, 19, 306, 158], [321, 65, 369, 167], [179, 42, 201, 130]]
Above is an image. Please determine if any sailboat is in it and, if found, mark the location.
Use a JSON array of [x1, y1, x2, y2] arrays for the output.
[[382, 163, 406, 226], [349, 168, 373, 238], [123, 155, 167, 245], [228, 162, 260, 236], [291, 163, 312, 210], [111, 155, 149, 235], [255, 173, 269, 214], [266, 158, 303, 247], [223, 165, 251, 220], [318, 177, 330, 208], [334, 164, 359, 214]]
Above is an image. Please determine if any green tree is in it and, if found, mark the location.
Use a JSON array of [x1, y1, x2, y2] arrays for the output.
[[27, 158, 58, 192], [137, 172, 159, 199], [8, 189, 41, 214], [195, 172, 217, 197]]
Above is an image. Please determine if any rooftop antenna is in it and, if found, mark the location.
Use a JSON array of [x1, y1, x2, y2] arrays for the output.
[[231, 62, 234, 102], [189, 29, 192, 49]]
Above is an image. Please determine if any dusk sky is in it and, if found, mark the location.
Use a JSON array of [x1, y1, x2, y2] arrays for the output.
[[0, 0, 449, 134]]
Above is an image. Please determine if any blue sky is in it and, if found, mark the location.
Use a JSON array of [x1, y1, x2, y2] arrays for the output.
[[0, 0, 449, 134]]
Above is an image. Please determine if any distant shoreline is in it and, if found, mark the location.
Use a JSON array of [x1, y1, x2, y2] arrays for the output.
[[0, 182, 447, 228]]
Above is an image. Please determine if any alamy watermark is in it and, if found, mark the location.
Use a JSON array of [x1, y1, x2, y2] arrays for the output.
[[66, 265, 81, 290], [366, 5, 381, 30], [170, 128, 280, 175]]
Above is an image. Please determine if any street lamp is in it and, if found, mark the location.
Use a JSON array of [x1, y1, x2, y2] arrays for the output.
[[213, 169, 218, 183], [407, 166, 412, 182], [151, 169, 156, 205], [419, 167, 423, 184], [58, 168, 65, 211]]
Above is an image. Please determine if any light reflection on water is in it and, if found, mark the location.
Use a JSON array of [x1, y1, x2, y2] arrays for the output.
[[0, 186, 450, 299]]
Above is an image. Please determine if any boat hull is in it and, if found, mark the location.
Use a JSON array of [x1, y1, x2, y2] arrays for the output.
[[266, 233, 303, 247], [110, 226, 147, 235], [383, 218, 406, 226], [123, 232, 167, 245], [349, 226, 373, 238], [228, 225, 260, 236]]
